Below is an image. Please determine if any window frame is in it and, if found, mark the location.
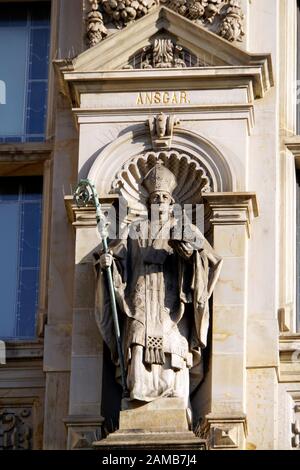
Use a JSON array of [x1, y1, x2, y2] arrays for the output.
[[0, 0, 54, 350], [0, 1, 52, 143], [0, 143, 52, 348]]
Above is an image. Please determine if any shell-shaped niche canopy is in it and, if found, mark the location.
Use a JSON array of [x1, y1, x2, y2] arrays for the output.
[[111, 150, 212, 218]]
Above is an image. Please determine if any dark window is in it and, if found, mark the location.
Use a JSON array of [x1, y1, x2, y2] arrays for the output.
[[0, 176, 43, 339], [0, 2, 51, 142]]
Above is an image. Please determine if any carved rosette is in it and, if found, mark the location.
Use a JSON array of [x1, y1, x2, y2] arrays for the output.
[[86, 0, 245, 48]]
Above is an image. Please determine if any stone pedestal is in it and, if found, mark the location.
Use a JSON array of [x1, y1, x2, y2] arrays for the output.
[[94, 398, 206, 450], [120, 398, 189, 432]]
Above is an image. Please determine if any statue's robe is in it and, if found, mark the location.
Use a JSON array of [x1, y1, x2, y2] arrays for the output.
[[94, 219, 222, 406]]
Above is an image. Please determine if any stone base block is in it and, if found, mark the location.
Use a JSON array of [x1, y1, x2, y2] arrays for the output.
[[120, 397, 189, 432], [93, 398, 205, 450], [93, 430, 207, 451]]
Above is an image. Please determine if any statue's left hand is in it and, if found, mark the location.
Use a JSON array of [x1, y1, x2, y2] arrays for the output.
[[168, 238, 194, 260]]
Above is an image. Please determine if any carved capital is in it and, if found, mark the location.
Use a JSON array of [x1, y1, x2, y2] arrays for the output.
[[64, 195, 118, 228], [204, 192, 259, 238], [279, 334, 300, 382]]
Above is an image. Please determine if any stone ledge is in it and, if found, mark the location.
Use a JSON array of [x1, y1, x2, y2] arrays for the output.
[[0, 142, 53, 161], [94, 430, 207, 451], [4, 340, 44, 360]]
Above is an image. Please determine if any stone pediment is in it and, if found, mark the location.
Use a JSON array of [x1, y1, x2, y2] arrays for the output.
[[60, 7, 273, 100]]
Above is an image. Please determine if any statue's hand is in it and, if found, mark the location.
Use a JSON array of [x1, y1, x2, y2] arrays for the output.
[[100, 253, 113, 269]]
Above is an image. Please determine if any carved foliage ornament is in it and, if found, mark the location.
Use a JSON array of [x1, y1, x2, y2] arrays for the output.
[[141, 38, 186, 69], [124, 38, 203, 69], [86, 0, 244, 47]]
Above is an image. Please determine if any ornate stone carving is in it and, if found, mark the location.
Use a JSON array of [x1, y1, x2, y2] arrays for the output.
[[86, 0, 108, 47], [219, 0, 244, 42], [148, 113, 181, 149], [165, 0, 245, 41], [124, 38, 202, 69], [86, 0, 245, 47], [141, 39, 186, 68], [0, 408, 32, 450], [101, 0, 158, 29]]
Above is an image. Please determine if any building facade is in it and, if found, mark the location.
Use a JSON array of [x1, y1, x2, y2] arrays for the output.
[[0, 0, 300, 450]]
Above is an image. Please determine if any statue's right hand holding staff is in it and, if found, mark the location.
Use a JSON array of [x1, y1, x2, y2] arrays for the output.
[[100, 253, 113, 269]]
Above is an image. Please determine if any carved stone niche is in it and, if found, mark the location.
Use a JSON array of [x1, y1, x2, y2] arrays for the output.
[[0, 407, 32, 450], [111, 150, 212, 226]]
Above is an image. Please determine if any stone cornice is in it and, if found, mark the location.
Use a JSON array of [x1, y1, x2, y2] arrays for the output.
[[279, 334, 300, 383], [0, 142, 53, 162], [64, 195, 118, 227], [62, 67, 269, 107], [3, 341, 44, 361], [204, 192, 258, 237], [285, 136, 300, 167]]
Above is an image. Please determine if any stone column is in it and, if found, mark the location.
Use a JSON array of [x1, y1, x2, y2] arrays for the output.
[[203, 192, 258, 450], [64, 200, 111, 449]]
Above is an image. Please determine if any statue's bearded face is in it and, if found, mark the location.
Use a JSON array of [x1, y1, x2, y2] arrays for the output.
[[149, 190, 172, 206], [148, 191, 173, 221]]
